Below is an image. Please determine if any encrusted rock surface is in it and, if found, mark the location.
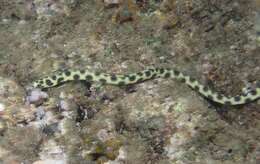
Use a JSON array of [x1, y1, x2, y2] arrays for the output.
[[0, 0, 259, 164]]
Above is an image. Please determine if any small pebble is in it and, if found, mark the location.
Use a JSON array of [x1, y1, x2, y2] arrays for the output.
[[58, 100, 70, 111], [35, 106, 46, 120], [33, 159, 65, 164], [104, 0, 120, 8], [104, 0, 119, 3], [27, 89, 48, 104], [0, 103, 5, 112]]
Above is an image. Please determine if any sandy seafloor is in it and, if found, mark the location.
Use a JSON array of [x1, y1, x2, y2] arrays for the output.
[[0, 0, 260, 164]]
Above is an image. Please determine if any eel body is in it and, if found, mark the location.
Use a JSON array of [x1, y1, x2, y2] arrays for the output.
[[33, 68, 260, 105]]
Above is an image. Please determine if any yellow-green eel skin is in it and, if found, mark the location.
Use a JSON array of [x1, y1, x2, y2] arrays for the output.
[[33, 68, 260, 105]]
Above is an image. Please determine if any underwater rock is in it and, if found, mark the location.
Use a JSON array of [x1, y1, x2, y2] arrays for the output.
[[104, 0, 120, 8], [33, 159, 65, 164], [0, 103, 5, 112], [0, 76, 24, 98], [34, 139, 66, 164], [26, 88, 48, 105]]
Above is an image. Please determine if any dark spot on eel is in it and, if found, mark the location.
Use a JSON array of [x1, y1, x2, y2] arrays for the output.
[[217, 94, 223, 100], [120, 76, 126, 80], [73, 74, 80, 80], [250, 90, 257, 96], [110, 74, 117, 81], [164, 72, 171, 78], [234, 96, 241, 102], [85, 75, 93, 81], [129, 76, 136, 81], [224, 100, 231, 105], [137, 78, 143, 83], [180, 78, 186, 83], [149, 68, 155, 72], [173, 70, 180, 76], [159, 68, 165, 74], [95, 72, 101, 76], [99, 78, 106, 84], [151, 74, 157, 79], [46, 79, 53, 86], [137, 72, 143, 76], [52, 75, 57, 80], [194, 85, 199, 91], [57, 77, 64, 83], [65, 71, 71, 76], [145, 71, 151, 77], [80, 70, 85, 74], [189, 77, 195, 83], [245, 98, 251, 103], [118, 81, 125, 86], [207, 95, 213, 100], [203, 86, 208, 92]]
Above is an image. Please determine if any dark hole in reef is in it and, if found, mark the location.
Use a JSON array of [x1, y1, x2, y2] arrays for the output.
[[75, 106, 85, 122]]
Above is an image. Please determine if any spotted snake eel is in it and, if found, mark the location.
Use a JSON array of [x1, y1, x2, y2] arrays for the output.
[[32, 68, 260, 105]]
